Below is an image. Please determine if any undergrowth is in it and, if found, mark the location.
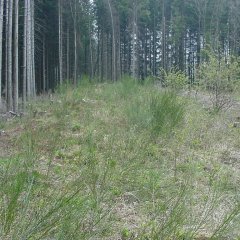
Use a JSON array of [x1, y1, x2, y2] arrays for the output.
[[0, 78, 239, 239]]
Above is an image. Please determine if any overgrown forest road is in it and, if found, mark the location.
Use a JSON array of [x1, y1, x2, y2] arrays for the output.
[[183, 90, 240, 120], [183, 89, 240, 170]]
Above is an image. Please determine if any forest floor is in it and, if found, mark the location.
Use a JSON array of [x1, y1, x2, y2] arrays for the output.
[[0, 80, 239, 239]]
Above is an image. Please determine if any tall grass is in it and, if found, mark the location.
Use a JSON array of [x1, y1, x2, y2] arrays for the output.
[[150, 91, 185, 136], [0, 77, 239, 239], [0, 129, 113, 239]]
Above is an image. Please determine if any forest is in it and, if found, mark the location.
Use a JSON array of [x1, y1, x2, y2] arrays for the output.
[[0, 0, 240, 239], [0, 0, 240, 110]]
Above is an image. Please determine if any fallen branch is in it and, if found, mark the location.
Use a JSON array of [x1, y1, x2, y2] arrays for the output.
[[9, 111, 23, 118], [9, 111, 18, 116]]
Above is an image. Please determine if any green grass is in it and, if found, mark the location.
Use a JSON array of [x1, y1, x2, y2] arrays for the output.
[[0, 78, 239, 239]]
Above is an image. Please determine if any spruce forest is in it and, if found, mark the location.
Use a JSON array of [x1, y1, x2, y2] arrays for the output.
[[0, 0, 240, 239]]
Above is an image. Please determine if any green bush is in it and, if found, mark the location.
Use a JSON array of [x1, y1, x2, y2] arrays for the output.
[[150, 91, 185, 136], [199, 50, 240, 111], [161, 68, 188, 90]]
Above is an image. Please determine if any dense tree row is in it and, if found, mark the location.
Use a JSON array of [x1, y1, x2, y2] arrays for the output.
[[1, 0, 240, 111]]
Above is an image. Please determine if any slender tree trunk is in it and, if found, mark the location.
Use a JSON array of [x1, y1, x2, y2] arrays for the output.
[[162, 1, 166, 72], [26, 0, 30, 100], [13, 0, 19, 112], [66, 24, 70, 81], [58, 0, 63, 84], [179, 1, 185, 72], [46, 47, 49, 90], [31, 0, 35, 97], [74, 23, 77, 85], [131, 0, 138, 79], [143, 28, 147, 79], [100, 30, 104, 81], [43, 36, 46, 93], [107, 0, 116, 81], [73, 0, 77, 86], [0, 0, 4, 107], [96, 27, 100, 79], [107, 33, 110, 79], [116, 14, 121, 80], [123, 33, 127, 74], [5, 0, 9, 106], [26, 0, 31, 100], [23, 0, 27, 106], [153, 13, 156, 76], [89, 21, 93, 79], [7, 0, 13, 111]]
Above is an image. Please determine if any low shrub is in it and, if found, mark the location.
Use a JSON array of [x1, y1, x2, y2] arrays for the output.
[[150, 91, 185, 136], [161, 68, 188, 90]]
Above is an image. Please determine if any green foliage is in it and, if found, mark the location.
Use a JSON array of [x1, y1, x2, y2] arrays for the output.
[[199, 50, 240, 111], [162, 68, 188, 90], [138, 184, 190, 239], [121, 228, 133, 239], [0, 121, 5, 130], [150, 91, 185, 136], [121, 78, 185, 136]]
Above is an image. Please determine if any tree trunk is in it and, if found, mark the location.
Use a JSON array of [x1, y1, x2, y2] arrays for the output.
[[67, 24, 70, 81], [7, 0, 13, 111], [179, 0, 185, 72], [26, 0, 32, 100], [23, 0, 27, 107], [13, 0, 19, 112], [131, 0, 138, 79], [162, 3, 166, 72], [73, 0, 77, 86], [58, 0, 63, 84], [5, 0, 9, 107], [43, 36, 46, 93], [107, 0, 116, 81], [31, 0, 35, 97], [153, 13, 156, 76], [89, 21, 94, 79], [0, 0, 4, 108]]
